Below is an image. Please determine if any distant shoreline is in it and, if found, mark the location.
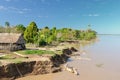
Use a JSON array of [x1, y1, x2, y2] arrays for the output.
[[98, 34, 120, 36]]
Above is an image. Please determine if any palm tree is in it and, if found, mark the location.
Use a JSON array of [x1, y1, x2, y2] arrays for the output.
[[5, 21, 10, 27], [5, 21, 11, 33]]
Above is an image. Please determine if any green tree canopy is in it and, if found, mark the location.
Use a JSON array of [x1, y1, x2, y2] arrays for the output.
[[24, 22, 38, 43], [5, 21, 10, 27], [5, 21, 11, 33], [15, 24, 26, 33]]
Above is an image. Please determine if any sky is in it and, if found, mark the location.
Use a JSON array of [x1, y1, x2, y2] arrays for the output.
[[0, 0, 120, 34]]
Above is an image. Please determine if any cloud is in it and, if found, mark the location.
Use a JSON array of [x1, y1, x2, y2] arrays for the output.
[[5, 0, 18, 2], [0, 5, 30, 14], [56, 0, 60, 2], [38, 15, 48, 18], [40, 0, 51, 5], [22, 8, 31, 11], [83, 14, 100, 17], [94, 0, 101, 2], [41, 0, 45, 2], [11, 7, 31, 14], [0, 6, 7, 10], [89, 14, 99, 16], [5, 0, 11, 2], [8, 7, 22, 14]]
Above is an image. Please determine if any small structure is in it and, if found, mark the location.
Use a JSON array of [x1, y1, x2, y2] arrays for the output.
[[0, 33, 26, 51]]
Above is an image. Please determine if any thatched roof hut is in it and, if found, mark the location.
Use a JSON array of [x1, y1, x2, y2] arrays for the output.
[[0, 33, 26, 51]]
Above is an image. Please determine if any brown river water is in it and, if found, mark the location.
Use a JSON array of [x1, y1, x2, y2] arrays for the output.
[[17, 35, 120, 80]]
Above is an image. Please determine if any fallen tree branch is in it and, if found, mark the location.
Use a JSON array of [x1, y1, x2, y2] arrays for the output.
[[13, 52, 28, 58]]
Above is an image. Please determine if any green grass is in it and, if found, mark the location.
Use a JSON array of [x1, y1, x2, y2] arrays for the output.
[[0, 54, 12, 59], [0, 54, 25, 64], [17, 50, 55, 55], [0, 49, 56, 64], [12, 58, 24, 63]]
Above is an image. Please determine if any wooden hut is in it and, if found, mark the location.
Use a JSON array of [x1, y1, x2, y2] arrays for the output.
[[0, 33, 26, 51]]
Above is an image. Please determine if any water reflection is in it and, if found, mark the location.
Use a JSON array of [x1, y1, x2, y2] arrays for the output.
[[64, 39, 98, 62], [58, 38, 98, 50], [79, 38, 99, 48]]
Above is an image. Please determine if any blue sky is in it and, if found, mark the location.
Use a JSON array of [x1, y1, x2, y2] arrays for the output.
[[0, 0, 120, 34]]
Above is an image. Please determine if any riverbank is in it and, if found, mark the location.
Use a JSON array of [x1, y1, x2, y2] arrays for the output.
[[7, 35, 120, 80], [0, 39, 98, 80]]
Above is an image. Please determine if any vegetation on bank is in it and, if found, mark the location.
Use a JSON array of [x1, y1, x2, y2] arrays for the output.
[[0, 21, 97, 46], [0, 53, 25, 63], [17, 50, 55, 55], [0, 49, 55, 64]]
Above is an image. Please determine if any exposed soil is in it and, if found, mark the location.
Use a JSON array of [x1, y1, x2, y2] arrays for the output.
[[0, 47, 76, 80]]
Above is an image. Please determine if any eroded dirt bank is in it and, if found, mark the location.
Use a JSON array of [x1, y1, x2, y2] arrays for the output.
[[0, 47, 77, 80]]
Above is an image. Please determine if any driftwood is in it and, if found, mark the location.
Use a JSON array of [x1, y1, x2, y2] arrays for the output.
[[64, 64, 79, 75], [13, 52, 28, 58], [76, 57, 91, 61]]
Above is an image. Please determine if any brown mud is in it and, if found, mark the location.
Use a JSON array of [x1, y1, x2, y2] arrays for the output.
[[0, 47, 77, 80]]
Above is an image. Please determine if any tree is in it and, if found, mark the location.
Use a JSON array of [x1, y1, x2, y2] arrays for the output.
[[15, 24, 26, 33], [74, 30, 80, 39], [5, 21, 11, 33], [38, 26, 51, 45], [5, 21, 10, 27], [51, 27, 57, 41], [24, 22, 38, 43], [58, 28, 74, 41], [36, 26, 58, 46]]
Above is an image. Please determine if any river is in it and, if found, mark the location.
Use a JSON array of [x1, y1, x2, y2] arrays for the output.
[[17, 35, 120, 80], [53, 35, 120, 80]]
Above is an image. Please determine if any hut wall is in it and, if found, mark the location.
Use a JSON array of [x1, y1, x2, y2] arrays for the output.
[[0, 43, 11, 50], [0, 43, 25, 51]]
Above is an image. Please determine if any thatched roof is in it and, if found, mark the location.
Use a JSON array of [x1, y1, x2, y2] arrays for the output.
[[0, 33, 25, 44]]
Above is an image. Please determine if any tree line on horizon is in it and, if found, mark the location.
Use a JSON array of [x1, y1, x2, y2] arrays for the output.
[[0, 21, 97, 46]]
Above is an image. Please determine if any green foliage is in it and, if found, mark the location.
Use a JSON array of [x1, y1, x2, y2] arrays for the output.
[[37, 27, 50, 46], [0, 22, 26, 33], [38, 37, 47, 46], [5, 21, 11, 33], [5, 21, 10, 27], [47, 35, 55, 44], [24, 21, 38, 43], [0, 21, 97, 46], [51, 27, 57, 41], [35, 26, 97, 46], [36, 27, 57, 46], [79, 31, 85, 40], [15, 24, 26, 33], [57, 28, 75, 41], [74, 30, 80, 39], [78, 29, 97, 40]]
